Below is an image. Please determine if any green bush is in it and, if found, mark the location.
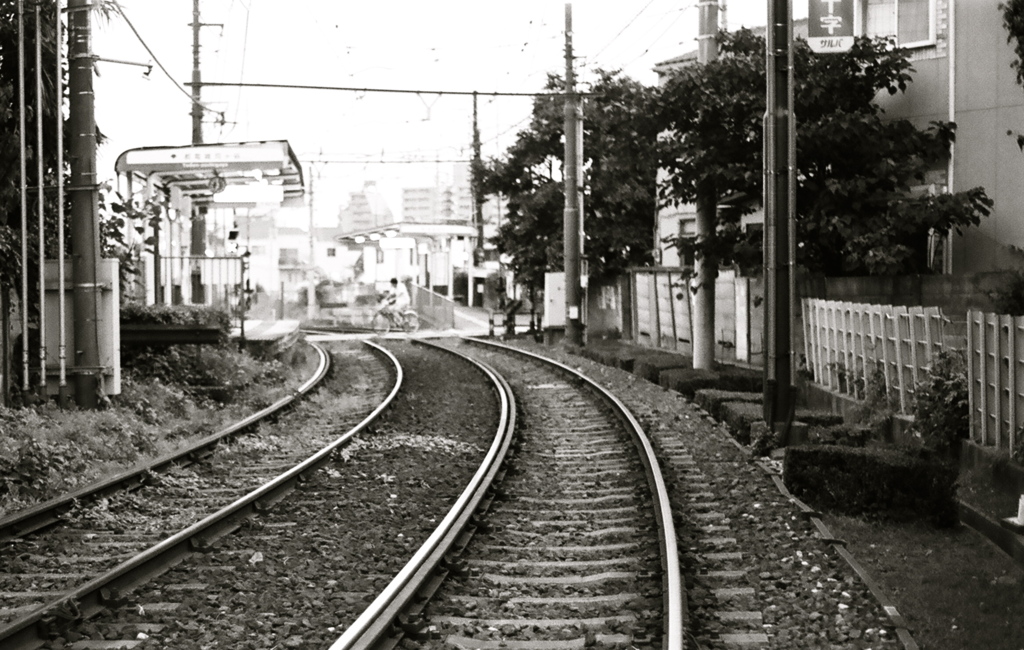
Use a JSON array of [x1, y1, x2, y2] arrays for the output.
[[808, 423, 872, 447], [123, 345, 287, 405], [120, 300, 232, 333], [912, 349, 969, 455], [783, 444, 959, 526], [986, 269, 1024, 316]]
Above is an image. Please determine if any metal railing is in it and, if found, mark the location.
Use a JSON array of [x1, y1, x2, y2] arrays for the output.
[[153, 255, 248, 327], [410, 284, 456, 330]]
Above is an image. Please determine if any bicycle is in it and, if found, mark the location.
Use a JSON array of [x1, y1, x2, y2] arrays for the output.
[[371, 303, 420, 334]]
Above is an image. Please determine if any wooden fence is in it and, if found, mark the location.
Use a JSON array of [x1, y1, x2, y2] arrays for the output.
[[802, 299, 948, 413], [630, 268, 763, 364], [967, 311, 1024, 454]]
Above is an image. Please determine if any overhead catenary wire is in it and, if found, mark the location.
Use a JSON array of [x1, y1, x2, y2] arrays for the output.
[[617, 5, 693, 71], [590, 0, 657, 61], [197, 80, 598, 98], [110, 0, 221, 117]]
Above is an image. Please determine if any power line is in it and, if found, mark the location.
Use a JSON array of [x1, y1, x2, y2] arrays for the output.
[[230, 0, 252, 132], [591, 0, 657, 61], [111, 0, 221, 117], [196, 81, 597, 98], [618, 5, 692, 71]]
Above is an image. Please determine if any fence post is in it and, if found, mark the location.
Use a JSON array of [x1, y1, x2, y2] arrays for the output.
[[652, 271, 662, 348], [980, 313, 989, 446], [802, 298, 812, 382], [996, 315, 1009, 450], [1009, 315, 1017, 454], [667, 271, 678, 350], [968, 310, 977, 444]]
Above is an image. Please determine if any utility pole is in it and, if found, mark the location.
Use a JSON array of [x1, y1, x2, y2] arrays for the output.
[[190, 0, 206, 303], [563, 3, 583, 346], [471, 92, 484, 251], [763, 0, 796, 433], [68, 0, 102, 408], [307, 173, 317, 321], [692, 0, 719, 371]]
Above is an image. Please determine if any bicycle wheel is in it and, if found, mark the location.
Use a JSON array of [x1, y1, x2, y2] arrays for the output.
[[371, 312, 391, 334], [401, 310, 420, 332]]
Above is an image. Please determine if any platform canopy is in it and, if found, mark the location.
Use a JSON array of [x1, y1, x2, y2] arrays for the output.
[[114, 140, 305, 208], [336, 221, 478, 244]]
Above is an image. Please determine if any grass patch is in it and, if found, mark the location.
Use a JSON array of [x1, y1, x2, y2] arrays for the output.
[[826, 513, 1024, 650], [0, 341, 318, 518]]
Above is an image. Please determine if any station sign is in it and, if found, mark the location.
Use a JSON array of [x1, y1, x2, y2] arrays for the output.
[[116, 141, 291, 173], [808, 0, 855, 53]]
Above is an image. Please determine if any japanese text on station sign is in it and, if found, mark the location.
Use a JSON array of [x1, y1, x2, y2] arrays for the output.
[[808, 0, 855, 53]]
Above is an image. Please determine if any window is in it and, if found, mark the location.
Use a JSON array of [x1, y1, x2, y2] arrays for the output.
[[862, 0, 935, 48], [326, 247, 336, 258], [279, 248, 299, 265]]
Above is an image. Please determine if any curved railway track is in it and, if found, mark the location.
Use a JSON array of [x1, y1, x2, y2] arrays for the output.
[[336, 337, 682, 650], [3, 337, 687, 649], [0, 340, 399, 649]]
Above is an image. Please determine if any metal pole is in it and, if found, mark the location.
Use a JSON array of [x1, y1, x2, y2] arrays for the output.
[[68, 0, 102, 409], [763, 0, 795, 429], [18, 1, 29, 398], [472, 92, 484, 248], [307, 172, 317, 320], [57, 0, 69, 406], [692, 0, 719, 370], [35, 2, 47, 400], [191, 0, 203, 146], [189, 0, 206, 303], [563, 3, 583, 346]]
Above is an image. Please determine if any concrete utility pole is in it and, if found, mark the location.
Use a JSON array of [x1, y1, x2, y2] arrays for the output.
[[472, 92, 484, 250], [692, 0, 719, 371], [563, 3, 584, 346], [68, 0, 102, 408], [307, 173, 317, 321], [763, 0, 796, 432], [190, 0, 206, 303]]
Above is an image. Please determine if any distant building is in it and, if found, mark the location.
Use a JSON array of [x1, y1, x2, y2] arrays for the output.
[[338, 181, 394, 232], [654, 3, 1024, 275]]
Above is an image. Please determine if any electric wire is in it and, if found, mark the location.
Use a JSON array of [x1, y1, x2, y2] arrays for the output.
[[110, 0, 221, 117], [590, 0, 657, 61], [229, 0, 252, 135], [617, 5, 693, 71], [197, 81, 594, 98]]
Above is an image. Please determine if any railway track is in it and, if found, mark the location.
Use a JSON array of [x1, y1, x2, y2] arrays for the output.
[[0, 340, 399, 649], [335, 337, 683, 650]]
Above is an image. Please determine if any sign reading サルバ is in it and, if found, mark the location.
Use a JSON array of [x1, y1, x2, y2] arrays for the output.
[[808, 0, 855, 53]]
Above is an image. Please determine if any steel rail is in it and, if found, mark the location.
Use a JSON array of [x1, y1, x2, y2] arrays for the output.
[[460, 337, 686, 650], [0, 340, 401, 650], [0, 341, 331, 543], [329, 339, 516, 650]]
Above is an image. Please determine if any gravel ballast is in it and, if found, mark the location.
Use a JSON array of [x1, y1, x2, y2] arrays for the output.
[[508, 340, 907, 650]]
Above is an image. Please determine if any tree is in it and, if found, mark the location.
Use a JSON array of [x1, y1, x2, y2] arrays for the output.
[[657, 30, 992, 278], [1003, 0, 1024, 87], [1002, 0, 1024, 149], [484, 71, 660, 299]]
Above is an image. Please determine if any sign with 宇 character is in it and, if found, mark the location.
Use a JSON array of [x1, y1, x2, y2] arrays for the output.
[[808, 0, 854, 53]]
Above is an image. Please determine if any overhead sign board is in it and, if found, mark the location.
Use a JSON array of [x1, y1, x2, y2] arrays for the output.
[[116, 142, 290, 173], [808, 0, 855, 53]]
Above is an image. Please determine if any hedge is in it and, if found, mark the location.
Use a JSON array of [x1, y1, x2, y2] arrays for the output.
[[783, 445, 959, 527]]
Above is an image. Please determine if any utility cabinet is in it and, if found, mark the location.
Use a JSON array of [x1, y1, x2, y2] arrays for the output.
[[44, 259, 121, 396]]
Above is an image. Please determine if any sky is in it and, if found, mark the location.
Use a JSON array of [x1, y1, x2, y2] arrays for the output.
[[92, 0, 786, 225]]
